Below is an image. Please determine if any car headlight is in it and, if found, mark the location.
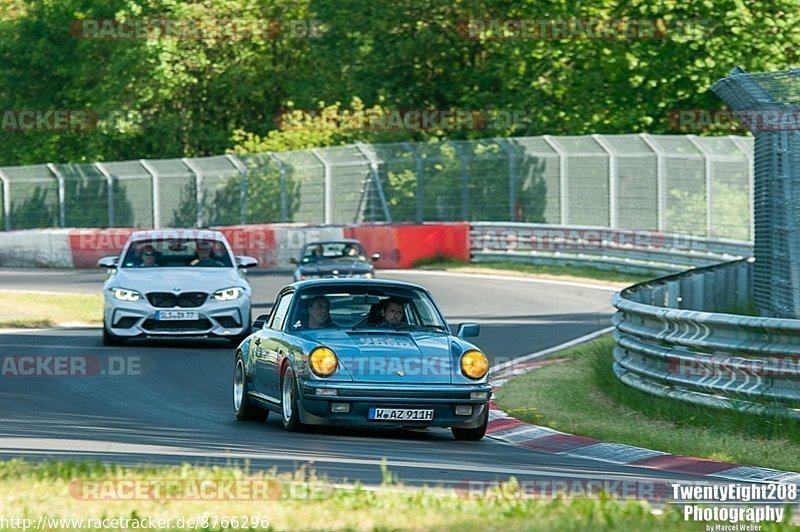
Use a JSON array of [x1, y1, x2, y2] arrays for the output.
[[309, 347, 338, 377], [364, 272, 374, 279], [460, 350, 489, 380], [213, 287, 243, 301], [110, 288, 141, 302], [299, 274, 319, 281]]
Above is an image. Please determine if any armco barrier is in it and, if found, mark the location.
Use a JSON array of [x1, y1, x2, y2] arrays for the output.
[[612, 259, 800, 420], [470, 223, 752, 275]]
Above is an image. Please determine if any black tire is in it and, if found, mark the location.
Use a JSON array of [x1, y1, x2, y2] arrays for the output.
[[233, 352, 267, 421], [102, 322, 124, 346], [280, 364, 304, 431], [451, 406, 488, 441]]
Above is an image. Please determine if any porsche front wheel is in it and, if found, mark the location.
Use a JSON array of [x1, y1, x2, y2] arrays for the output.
[[280, 364, 304, 431]]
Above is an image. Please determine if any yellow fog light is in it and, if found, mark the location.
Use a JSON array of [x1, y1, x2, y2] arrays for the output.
[[310, 347, 338, 377], [460, 350, 489, 380]]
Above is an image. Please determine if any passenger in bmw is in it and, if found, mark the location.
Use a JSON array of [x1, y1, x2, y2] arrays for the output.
[[191, 240, 223, 267]]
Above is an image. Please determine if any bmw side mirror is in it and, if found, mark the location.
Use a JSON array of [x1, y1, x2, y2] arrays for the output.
[[97, 256, 118, 269], [457, 323, 480, 338], [371, 253, 381, 261], [236, 256, 258, 269], [252, 314, 269, 333]]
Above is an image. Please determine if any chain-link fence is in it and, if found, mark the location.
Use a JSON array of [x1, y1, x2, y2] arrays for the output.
[[0, 134, 753, 240]]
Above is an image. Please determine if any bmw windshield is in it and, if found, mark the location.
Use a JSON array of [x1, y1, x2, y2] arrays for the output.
[[121, 239, 233, 268]]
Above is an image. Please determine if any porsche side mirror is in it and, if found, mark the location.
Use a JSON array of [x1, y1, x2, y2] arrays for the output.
[[457, 323, 480, 338], [252, 314, 269, 333], [96, 256, 118, 269], [236, 256, 258, 269], [371, 253, 381, 261]]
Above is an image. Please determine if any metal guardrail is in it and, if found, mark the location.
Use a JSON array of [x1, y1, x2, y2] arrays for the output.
[[470, 222, 752, 276], [612, 259, 800, 420]]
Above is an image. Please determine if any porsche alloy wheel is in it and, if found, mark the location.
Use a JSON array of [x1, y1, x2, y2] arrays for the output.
[[233, 354, 266, 421], [281, 364, 303, 431]]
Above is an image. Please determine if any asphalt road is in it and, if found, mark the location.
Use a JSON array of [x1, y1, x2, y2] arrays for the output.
[[0, 269, 709, 489]]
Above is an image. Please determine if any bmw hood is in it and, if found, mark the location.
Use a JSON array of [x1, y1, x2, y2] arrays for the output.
[[109, 268, 246, 293], [307, 330, 454, 384]]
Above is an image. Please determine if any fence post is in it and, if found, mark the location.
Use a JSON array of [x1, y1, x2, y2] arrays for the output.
[[311, 148, 332, 224], [448, 141, 469, 221], [639, 134, 666, 232], [139, 159, 160, 229], [46, 163, 66, 228], [542, 135, 568, 225], [354, 142, 392, 223], [181, 158, 204, 228], [687, 135, 713, 237], [730, 135, 755, 241], [402, 142, 423, 223], [225, 155, 248, 225], [94, 162, 115, 227], [0, 169, 10, 230], [496, 138, 519, 221], [267, 153, 288, 223], [592, 134, 617, 228]]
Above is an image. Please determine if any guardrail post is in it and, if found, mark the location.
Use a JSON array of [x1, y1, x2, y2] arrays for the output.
[[181, 158, 204, 228], [687, 135, 713, 237], [267, 153, 288, 223], [592, 135, 617, 228], [226, 154, 248, 225], [0, 169, 11, 230], [311, 148, 332, 224], [639, 134, 666, 232], [355, 142, 392, 223], [448, 141, 470, 221], [94, 162, 115, 227], [46, 163, 66, 228], [496, 138, 520, 222], [139, 159, 160, 229], [403, 142, 424, 223], [542, 135, 568, 225]]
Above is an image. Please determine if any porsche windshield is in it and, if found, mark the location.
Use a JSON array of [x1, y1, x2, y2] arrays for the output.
[[300, 242, 368, 263], [288, 285, 448, 332], [121, 239, 233, 268]]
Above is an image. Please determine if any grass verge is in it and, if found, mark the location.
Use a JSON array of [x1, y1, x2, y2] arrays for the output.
[[496, 335, 800, 472], [0, 291, 101, 327], [412, 256, 654, 286], [0, 458, 758, 531]]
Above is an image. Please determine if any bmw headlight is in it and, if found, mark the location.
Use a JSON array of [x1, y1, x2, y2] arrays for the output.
[[213, 287, 243, 301], [460, 350, 489, 380], [110, 288, 142, 302], [309, 347, 338, 377]]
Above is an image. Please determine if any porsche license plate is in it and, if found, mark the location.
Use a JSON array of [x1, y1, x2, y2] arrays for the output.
[[368, 408, 433, 421], [155, 310, 199, 321]]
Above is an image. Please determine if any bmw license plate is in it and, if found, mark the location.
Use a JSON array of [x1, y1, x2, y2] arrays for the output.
[[155, 310, 199, 321], [368, 408, 433, 421]]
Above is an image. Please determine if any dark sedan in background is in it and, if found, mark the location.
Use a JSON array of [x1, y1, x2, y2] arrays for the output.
[[232, 279, 491, 440], [291, 240, 380, 281]]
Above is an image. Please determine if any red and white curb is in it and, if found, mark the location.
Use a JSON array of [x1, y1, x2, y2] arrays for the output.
[[486, 330, 800, 486]]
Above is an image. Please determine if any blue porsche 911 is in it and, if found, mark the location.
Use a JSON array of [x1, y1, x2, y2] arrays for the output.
[[232, 279, 492, 440]]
